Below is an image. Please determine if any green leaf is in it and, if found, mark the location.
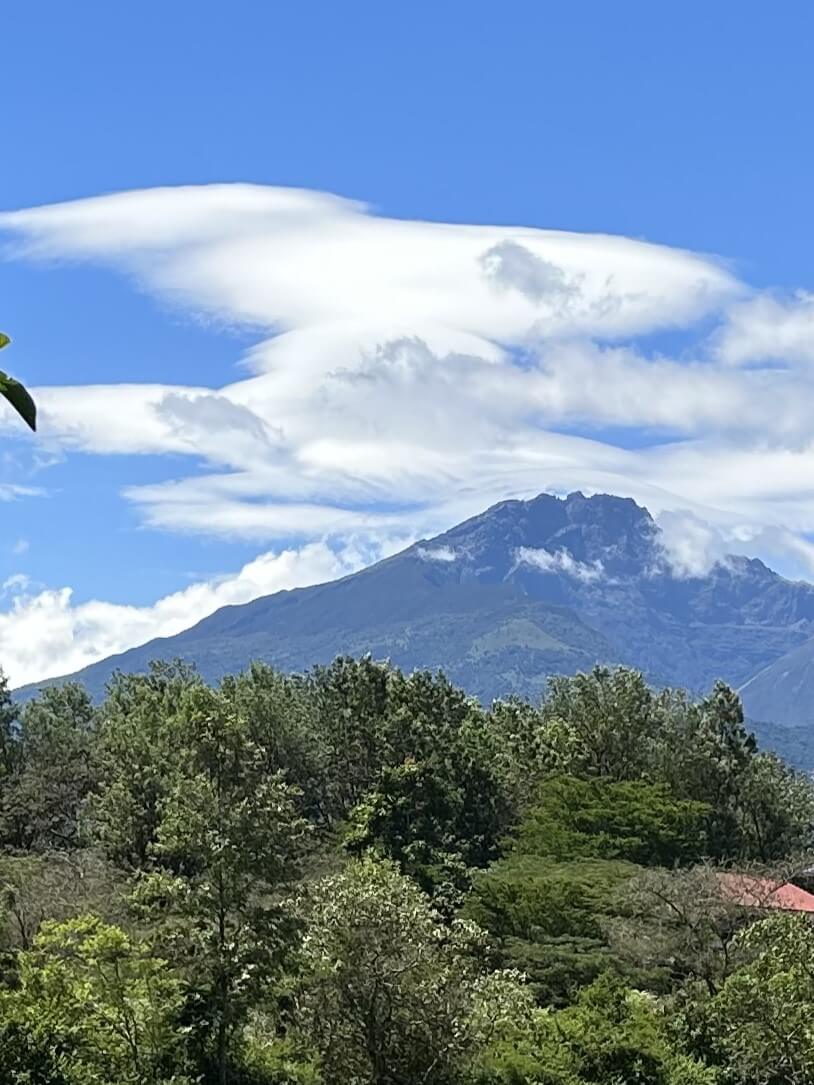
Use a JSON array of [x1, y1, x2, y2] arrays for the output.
[[0, 333, 9, 351], [0, 371, 36, 431]]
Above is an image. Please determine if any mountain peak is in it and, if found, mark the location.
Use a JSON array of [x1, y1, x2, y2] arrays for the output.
[[15, 490, 814, 755], [429, 490, 656, 579]]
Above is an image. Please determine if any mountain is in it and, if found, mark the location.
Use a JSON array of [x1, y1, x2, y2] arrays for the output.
[[16, 492, 814, 746], [738, 639, 814, 728]]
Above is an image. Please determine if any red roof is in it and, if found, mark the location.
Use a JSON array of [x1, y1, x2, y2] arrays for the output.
[[717, 872, 814, 913]]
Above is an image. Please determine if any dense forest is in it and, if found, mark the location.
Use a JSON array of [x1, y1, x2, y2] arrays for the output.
[[0, 657, 813, 1084]]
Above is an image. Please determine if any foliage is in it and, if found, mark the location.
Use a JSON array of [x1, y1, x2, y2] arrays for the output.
[[510, 775, 710, 867], [0, 333, 36, 431], [91, 662, 203, 866], [133, 682, 309, 1083], [284, 857, 529, 1085], [0, 1015, 69, 1084], [0, 850, 121, 952], [466, 856, 641, 1004], [1, 685, 97, 851], [602, 864, 781, 996], [0, 657, 810, 1083], [706, 912, 814, 1083], [475, 972, 716, 1085], [539, 666, 662, 779], [1, 915, 190, 1084]]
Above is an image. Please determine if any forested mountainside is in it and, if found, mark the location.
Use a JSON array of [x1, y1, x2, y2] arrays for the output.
[[1, 657, 814, 1083], [17, 493, 814, 749]]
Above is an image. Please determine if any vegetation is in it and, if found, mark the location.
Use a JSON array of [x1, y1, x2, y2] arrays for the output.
[[0, 333, 36, 431], [0, 658, 813, 1082]]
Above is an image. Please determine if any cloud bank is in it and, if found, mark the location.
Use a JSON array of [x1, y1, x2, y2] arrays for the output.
[[1, 541, 369, 688], [2, 184, 814, 683]]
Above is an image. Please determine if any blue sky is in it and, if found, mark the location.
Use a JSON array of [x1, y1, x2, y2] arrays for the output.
[[3, 1, 814, 684]]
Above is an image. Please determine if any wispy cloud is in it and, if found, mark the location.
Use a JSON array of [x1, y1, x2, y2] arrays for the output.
[[417, 545, 457, 563], [516, 546, 605, 582]]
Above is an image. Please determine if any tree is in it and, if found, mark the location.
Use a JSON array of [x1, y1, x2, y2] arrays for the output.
[[345, 716, 512, 899], [603, 864, 777, 996], [1, 684, 97, 851], [466, 855, 640, 1005], [706, 912, 814, 1084], [306, 656, 391, 820], [0, 850, 121, 951], [475, 971, 715, 1085], [510, 775, 710, 868], [91, 661, 203, 867], [285, 857, 527, 1085], [0, 333, 36, 431], [135, 682, 309, 1085], [656, 681, 814, 862], [220, 663, 329, 823], [0, 1016, 68, 1084], [1, 915, 190, 1084], [735, 750, 814, 861], [0, 667, 21, 781], [660, 682, 757, 859], [539, 667, 662, 780]]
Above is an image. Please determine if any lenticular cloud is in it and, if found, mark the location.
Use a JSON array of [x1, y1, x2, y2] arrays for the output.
[[5, 185, 814, 653]]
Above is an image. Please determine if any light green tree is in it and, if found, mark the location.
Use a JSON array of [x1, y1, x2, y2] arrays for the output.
[[1, 915, 190, 1084], [284, 857, 527, 1085], [707, 912, 814, 1083]]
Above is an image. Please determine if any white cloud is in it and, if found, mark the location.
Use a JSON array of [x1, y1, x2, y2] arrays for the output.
[[652, 510, 735, 579], [1, 184, 736, 339], [714, 291, 814, 367], [515, 546, 605, 582], [417, 545, 457, 562], [0, 540, 375, 688]]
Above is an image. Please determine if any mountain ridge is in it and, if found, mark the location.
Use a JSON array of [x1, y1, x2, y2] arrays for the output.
[[16, 492, 814, 741]]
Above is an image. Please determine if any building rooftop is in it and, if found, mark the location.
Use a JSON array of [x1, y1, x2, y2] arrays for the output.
[[717, 872, 814, 914]]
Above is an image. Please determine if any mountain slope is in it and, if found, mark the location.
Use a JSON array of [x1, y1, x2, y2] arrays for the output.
[[16, 492, 814, 718], [739, 637, 814, 727]]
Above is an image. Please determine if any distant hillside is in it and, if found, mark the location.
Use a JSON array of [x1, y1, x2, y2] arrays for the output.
[[739, 637, 814, 728], [17, 492, 814, 756]]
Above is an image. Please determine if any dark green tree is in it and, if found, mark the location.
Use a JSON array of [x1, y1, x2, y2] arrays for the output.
[[220, 663, 329, 822], [511, 775, 710, 868], [1, 684, 97, 851], [91, 661, 202, 867]]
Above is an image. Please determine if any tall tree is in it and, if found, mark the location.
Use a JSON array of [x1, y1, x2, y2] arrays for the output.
[[285, 857, 527, 1085], [91, 661, 202, 867], [220, 663, 329, 822], [1, 684, 97, 851], [137, 683, 309, 1085], [540, 666, 662, 779]]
